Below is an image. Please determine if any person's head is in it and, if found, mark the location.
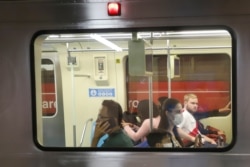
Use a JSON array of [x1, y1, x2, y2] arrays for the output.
[[184, 94, 198, 113], [122, 111, 138, 125], [158, 98, 183, 129], [97, 100, 123, 132], [146, 129, 173, 148], [137, 99, 160, 123], [157, 96, 168, 111]]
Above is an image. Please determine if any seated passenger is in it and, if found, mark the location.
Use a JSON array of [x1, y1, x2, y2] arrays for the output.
[[122, 99, 161, 144], [122, 111, 141, 145], [182, 93, 230, 142], [177, 94, 219, 147], [91, 100, 134, 147], [122, 111, 140, 127], [146, 128, 174, 148], [157, 98, 184, 148], [90, 121, 109, 147], [147, 129, 203, 148]]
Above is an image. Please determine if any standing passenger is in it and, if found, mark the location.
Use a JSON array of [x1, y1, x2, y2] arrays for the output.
[[91, 100, 133, 147]]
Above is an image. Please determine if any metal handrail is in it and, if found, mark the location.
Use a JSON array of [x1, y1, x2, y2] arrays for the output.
[[79, 118, 93, 147]]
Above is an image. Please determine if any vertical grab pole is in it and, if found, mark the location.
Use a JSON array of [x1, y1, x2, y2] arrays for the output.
[[148, 75, 153, 131], [67, 43, 77, 147], [166, 39, 171, 98], [148, 32, 153, 131]]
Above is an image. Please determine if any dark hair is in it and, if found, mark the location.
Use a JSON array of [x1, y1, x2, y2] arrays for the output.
[[162, 98, 179, 113], [158, 96, 168, 106], [158, 98, 180, 129], [158, 96, 168, 113], [102, 100, 123, 126], [123, 111, 139, 125], [146, 129, 172, 147], [137, 99, 159, 122]]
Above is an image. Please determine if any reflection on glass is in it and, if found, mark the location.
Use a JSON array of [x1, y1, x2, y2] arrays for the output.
[[41, 59, 56, 117], [34, 30, 233, 149]]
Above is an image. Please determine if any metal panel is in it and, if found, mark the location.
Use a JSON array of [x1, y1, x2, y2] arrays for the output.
[[0, 0, 248, 167]]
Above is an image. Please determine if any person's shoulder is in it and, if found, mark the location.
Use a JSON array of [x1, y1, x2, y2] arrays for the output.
[[140, 119, 152, 129], [184, 110, 193, 117], [142, 118, 150, 124], [183, 110, 189, 115], [182, 110, 191, 118]]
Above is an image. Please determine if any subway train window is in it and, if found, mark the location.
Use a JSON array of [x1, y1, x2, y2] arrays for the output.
[[41, 59, 56, 117], [33, 29, 233, 150]]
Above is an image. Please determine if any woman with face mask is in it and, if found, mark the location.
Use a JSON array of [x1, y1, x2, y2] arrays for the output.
[[158, 98, 184, 148]]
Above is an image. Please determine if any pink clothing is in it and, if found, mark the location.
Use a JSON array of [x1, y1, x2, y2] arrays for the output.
[[124, 116, 161, 142]]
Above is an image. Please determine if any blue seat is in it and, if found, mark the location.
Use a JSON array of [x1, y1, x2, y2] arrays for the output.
[[134, 140, 149, 148]]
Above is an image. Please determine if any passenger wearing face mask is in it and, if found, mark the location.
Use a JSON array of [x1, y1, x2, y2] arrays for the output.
[[157, 98, 184, 148]]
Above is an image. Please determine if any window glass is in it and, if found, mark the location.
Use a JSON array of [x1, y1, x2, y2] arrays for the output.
[[34, 29, 233, 150], [42, 59, 57, 117]]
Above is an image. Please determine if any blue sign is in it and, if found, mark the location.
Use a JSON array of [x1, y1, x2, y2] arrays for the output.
[[89, 88, 115, 97]]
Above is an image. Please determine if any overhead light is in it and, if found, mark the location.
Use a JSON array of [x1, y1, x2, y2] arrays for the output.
[[166, 30, 230, 35], [90, 34, 123, 52]]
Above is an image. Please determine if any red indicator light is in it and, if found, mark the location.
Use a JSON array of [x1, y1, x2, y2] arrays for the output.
[[107, 2, 121, 16]]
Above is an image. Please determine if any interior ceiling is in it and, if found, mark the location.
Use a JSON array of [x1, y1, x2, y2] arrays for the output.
[[44, 30, 231, 42], [41, 30, 231, 52]]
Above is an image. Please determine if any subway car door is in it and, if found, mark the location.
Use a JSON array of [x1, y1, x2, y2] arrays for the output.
[[41, 52, 65, 147]]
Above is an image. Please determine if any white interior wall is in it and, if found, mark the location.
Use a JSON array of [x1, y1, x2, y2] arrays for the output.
[[58, 43, 127, 147]]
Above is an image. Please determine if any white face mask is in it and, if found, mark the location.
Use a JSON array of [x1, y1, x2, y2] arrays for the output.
[[173, 113, 183, 125], [163, 143, 173, 148]]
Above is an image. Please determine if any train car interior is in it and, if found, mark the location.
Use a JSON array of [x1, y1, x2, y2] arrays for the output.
[[33, 29, 233, 149]]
